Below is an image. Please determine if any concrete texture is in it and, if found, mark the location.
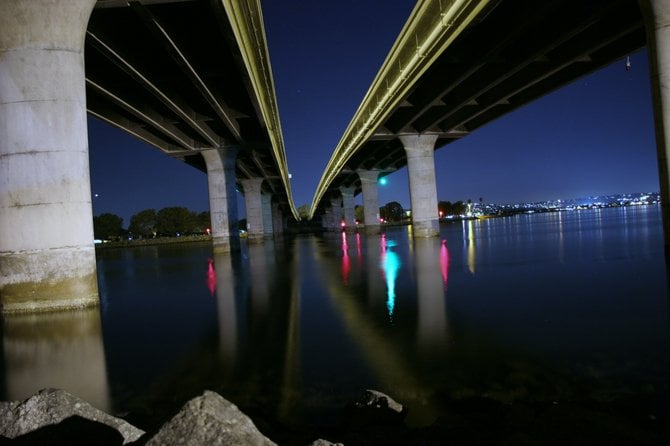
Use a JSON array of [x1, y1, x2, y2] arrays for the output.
[[358, 170, 381, 235], [340, 186, 356, 232], [202, 147, 240, 252], [240, 178, 265, 242], [261, 193, 274, 238]]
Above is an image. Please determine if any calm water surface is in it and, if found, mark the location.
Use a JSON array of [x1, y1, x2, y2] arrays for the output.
[[2, 206, 669, 430]]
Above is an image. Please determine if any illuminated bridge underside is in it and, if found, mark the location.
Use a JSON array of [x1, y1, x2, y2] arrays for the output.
[[89, 0, 296, 218], [311, 0, 645, 216]]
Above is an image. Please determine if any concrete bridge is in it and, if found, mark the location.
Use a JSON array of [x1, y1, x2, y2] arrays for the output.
[[0, 0, 297, 312], [310, 0, 670, 241]]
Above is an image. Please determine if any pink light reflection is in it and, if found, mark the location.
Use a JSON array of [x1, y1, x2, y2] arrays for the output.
[[440, 240, 449, 288], [206, 258, 217, 296]]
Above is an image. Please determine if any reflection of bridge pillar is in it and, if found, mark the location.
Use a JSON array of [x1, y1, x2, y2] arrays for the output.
[[400, 134, 440, 238], [330, 196, 343, 231], [272, 202, 284, 236], [213, 253, 239, 374], [358, 170, 381, 235], [2, 308, 110, 411], [261, 193, 274, 238], [240, 178, 265, 242], [340, 186, 357, 232], [202, 147, 240, 252], [642, 0, 670, 250], [0, 0, 99, 312], [413, 238, 448, 354]]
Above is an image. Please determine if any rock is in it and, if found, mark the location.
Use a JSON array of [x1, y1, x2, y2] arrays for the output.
[[146, 390, 276, 446], [0, 388, 144, 444], [342, 389, 407, 428], [308, 440, 344, 446]]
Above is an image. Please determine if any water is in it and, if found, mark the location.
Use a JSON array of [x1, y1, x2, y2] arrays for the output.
[[2, 206, 669, 434]]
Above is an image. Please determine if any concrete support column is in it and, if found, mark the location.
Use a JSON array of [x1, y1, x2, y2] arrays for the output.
[[340, 186, 357, 232], [261, 193, 274, 238], [272, 202, 284, 237], [240, 178, 264, 242], [357, 170, 381, 235], [330, 197, 343, 231], [0, 0, 99, 313], [322, 208, 332, 231], [202, 147, 240, 252], [400, 134, 440, 238], [642, 0, 670, 251]]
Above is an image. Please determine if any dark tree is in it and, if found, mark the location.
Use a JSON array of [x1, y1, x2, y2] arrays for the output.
[[93, 213, 123, 240], [196, 211, 211, 233], [297, 204, 310, 220], [128, 209, 157, 238], [355, 204, 364, 223], [381, 201, 404, 222], [156, 207, 197, 236]]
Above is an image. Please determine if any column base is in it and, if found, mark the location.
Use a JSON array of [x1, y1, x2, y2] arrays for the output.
[[364, 225, 381, 235], [1, 247, 99, 314], [246, 233, 265, 244], [411, 220, 439, 238], [213, 236, 240, 253]]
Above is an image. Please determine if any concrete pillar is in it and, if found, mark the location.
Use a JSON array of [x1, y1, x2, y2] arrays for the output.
[[272, 202, 284, 236], [340, 186, 357, 232], [261, 193, 274, 238], [322, 208, 332, 231], [0, 0, 99, 313], [240, 178, 264, 242], [357, 170, 381, 235], [330, 196, 343, 231], [399, 134, 440, 238], [202, 147, 240, 252], [642, 0, 670, 251]]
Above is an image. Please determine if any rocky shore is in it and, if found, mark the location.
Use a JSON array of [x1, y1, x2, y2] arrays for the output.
[[1, 388, 669, 445]]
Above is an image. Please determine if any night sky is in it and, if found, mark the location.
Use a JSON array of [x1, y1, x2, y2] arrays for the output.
[[88, 1, 658, 226]]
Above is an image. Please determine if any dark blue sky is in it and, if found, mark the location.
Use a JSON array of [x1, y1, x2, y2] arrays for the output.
[[89, 1, 658, 226]]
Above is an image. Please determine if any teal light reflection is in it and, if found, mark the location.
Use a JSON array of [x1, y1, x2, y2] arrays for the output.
[[380, 235, 401, 319]]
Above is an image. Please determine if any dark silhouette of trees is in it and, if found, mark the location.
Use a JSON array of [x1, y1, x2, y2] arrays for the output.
[[156, 207, 197, 236], [128, 209, 157, 238], [355, 205, 364, 223], [93, 213, 123, 240], [438, 201, 466, 217], [380, 201, 404, 222]]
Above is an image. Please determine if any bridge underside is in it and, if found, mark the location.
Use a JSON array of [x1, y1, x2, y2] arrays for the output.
[[88, 0, 291, 210], [318, 0, 646, 209]]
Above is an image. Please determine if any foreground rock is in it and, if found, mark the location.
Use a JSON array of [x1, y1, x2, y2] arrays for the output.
[[342, 389, 407, 428], [146, 390, 276, 446], [0, 388, 144, 444]]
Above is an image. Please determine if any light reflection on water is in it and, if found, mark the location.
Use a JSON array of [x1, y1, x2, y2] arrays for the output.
[[1, 206, 669, 430]]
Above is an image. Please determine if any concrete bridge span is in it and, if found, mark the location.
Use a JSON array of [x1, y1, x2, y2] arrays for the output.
[[0, 0, 296, 312]]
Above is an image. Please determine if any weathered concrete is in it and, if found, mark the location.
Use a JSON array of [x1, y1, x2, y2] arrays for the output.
[[202, 147, 240, 252], [357, 170, 381, 235], [330, 196, 343, 231], [340, 186, 357, 232], [146, 390, 276, 446], [642, 0, 670, 251], [272, 202, 284, 237], [240, 178, 265, 242], [261, 193, 274, 238], [0, 388, 144, 444], [322, 208, 333, 231], [0, 0, 99, 313], [399, 134, 440, 238]]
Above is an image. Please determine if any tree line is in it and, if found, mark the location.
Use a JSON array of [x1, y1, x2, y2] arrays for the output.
[[93, 207, 210, 240]]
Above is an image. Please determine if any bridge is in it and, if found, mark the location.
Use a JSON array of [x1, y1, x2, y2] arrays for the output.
[[0, 0, 297, 312], [309, 0, 670, 240]]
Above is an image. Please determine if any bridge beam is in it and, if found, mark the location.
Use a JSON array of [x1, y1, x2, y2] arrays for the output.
[[340, 186, 357, 232], [357, 170, 381, 235], [642, 0, 670, 252], [0, 0, 99, 313], [261, 193, 274, 238], [399, 134, 440, 238], [202, 147, 240, 252], [240, 178, 265, 242]]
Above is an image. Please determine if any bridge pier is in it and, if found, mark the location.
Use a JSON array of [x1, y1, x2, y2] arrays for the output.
[[642, 0, 670, 252], [357, 170, 381, 235], [340, 186, 357, 232], [240, 178, 265, 242], [0, 0, 99, 313], [202, 147, 240, 252], [262, 193, 274, 238], [400, 134, 440, 238], [330, 196, 343, 231], [272, 202, 284, 237]]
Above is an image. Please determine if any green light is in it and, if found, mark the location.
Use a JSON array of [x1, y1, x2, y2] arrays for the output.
[[379, 177, 387, 185]]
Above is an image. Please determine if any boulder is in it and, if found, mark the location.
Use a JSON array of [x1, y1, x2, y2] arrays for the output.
[[0, 388, 144, 444], [342, 389, 407, 428], [146, 390, 276, 446]]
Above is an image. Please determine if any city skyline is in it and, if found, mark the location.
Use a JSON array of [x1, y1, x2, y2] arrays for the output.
[[89, 1, 659, 226]]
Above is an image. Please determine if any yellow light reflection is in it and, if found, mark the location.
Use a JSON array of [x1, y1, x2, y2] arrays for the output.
[[467, 220, 476, 274]]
